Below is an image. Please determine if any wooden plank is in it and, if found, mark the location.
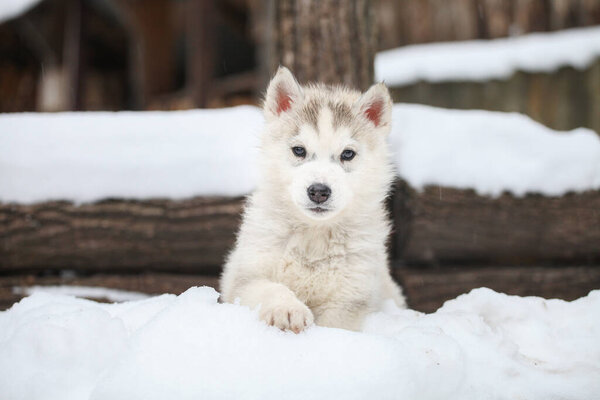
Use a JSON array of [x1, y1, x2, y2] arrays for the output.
[[394, 265, 600, 313], [187, 0, 216, 108], [0, 272, 220, 310], [63, 0, 84, 111], [0, 197, 244, 273], [393, 181, 600, 266]]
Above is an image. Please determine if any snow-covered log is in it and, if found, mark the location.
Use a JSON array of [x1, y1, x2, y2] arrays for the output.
[[377, 27, 600, 132], [1, 104, 599, 274]]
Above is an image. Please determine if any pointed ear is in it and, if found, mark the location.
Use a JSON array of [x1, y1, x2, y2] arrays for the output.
[[264, 66, 303, 120], [354, 83, 392, 129]]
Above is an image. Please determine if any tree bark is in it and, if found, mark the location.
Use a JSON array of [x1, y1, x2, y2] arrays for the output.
[[0, 197, 244, 273], [392, 180, 600, 266], [261, 0, 376, 91]]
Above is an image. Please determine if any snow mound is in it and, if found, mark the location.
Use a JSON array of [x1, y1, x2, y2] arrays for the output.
[[376, 26, 600, 86], [1, 104, 599, 203], [0, 0, 42, 23], [0, 287, 598, 399]]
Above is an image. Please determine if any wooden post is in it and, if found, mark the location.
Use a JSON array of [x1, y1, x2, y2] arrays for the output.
[[187, 0, 216, 108], [63, 0, 84, 110], [114, 0, 176, 108]]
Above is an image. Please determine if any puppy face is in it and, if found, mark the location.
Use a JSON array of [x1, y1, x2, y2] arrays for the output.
[[259, 67, 394, 223]]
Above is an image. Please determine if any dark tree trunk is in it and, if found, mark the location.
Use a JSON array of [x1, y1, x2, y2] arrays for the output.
[[261, 0, 376, 91], [187, 0, 216, 108]]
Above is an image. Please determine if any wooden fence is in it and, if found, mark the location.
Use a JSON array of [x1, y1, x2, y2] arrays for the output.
[[377, 0, 600, 50], [390, 61, 600, 134]]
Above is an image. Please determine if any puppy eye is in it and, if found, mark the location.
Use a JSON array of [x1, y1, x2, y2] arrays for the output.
[[340, 149, 356, 161], [292, 146, 306, 158]]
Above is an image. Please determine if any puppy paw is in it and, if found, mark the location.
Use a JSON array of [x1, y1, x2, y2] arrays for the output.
[[259, 300, 314, 333]]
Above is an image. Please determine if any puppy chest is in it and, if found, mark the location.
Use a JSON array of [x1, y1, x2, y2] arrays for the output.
[[274, 251, 373, 307]]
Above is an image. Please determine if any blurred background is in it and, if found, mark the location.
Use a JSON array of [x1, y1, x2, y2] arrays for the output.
[[1, 0, 599, 311]]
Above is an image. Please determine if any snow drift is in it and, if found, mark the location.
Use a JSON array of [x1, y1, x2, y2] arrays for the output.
[[1, 104, 599, 203], [375, 26, 600, 86], [0, 287, 598, 400]]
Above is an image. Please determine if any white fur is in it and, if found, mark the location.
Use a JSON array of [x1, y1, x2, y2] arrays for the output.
[[220, 67, 406, 332]]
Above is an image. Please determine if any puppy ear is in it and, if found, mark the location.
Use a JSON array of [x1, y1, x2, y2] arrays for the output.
[[264, 66, 303, 120], [354, 82, 392, 130]]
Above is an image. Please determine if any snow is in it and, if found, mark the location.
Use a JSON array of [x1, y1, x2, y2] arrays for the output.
[[1, 105, 599, 202], [0, 0, 42, 23], [0, 286, 598, 399], [12, 285, 149, 302], [375, 26, 600, 86], [390, 104, 600, 196], [0, 107, 263, 203]]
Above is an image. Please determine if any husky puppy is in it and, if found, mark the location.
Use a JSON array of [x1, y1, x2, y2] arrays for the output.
[[220, 67, 406, 332]]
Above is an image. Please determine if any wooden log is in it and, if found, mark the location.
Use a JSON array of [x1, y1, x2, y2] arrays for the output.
[[0, 197, 244, 273], [0, 272, 220, 311], [394, 265, 600, 313], [393, 180, 600, 266]]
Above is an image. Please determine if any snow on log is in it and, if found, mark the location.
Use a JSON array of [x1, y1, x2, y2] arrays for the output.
[[1, 104, 598, 203], [375, 26, 600, 86], [1, 104, 599, 271], [0, 106, 262, 203]]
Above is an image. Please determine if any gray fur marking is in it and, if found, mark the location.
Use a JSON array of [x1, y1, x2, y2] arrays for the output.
[[329, 102, 354, 129], [298, 99, 322, 130]]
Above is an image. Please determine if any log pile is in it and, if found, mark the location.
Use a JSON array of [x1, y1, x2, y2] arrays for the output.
[[2, 180, 599, 311]]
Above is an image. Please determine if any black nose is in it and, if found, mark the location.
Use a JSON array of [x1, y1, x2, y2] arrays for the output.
[[307, 183, 331, 204]]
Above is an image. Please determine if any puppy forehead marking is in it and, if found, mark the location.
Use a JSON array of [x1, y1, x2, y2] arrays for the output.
[[298, 99, 321, 129], [298, 97, 355, 131], [329, 102, 354, 129]]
